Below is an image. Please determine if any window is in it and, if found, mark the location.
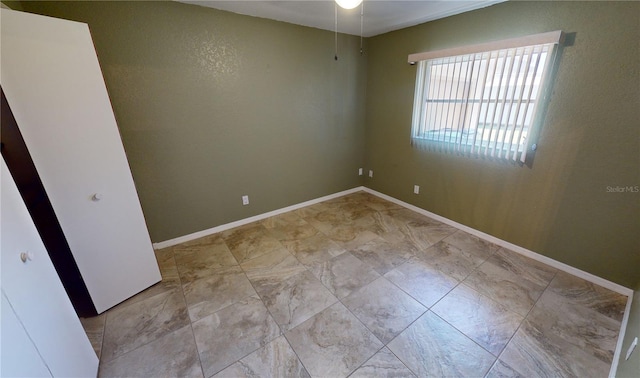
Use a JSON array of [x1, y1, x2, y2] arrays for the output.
[[409, 31, 563, 163]]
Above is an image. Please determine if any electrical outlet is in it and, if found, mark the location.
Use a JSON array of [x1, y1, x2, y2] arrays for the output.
[[358, 168, 363, 176], [414, 185, 420, 194], [369, 170, 373, 178], [626, 337, 638, 360], [242, 195, 249, 205]]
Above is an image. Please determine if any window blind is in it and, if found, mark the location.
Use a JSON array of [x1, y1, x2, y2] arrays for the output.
[[409, 31, 563, 163]]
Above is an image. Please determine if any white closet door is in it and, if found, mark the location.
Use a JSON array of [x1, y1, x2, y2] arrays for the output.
[[1, 292, 51, 378], [1, 160, 98, 377], [0, 9, 161, 313]]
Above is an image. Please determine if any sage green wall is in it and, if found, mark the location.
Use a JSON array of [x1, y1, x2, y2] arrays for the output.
[[1, 1, 23, 11], [617, 287, 640, 377], [364, 1, 639, 288], [16, 1, 639, 288], [20, 1, 367, 242]]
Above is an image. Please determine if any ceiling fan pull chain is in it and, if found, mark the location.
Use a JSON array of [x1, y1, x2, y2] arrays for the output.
[[334, 2, 338, 61], [360, 1, 364, 55]]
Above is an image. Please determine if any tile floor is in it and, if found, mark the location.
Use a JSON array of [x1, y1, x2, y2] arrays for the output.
[[81, 191, 629, 377]]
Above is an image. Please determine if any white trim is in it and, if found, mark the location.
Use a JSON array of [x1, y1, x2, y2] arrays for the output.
[[408, 30, 564, 64], [362, 187, 633, 297], [152, 187, 366, 249], [154, 185, 633, 375], [154, 184, 633, 297], [610, 294, 634, 378]]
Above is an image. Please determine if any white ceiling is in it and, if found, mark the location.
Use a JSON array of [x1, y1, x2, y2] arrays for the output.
[[177, 0, 506, 37]]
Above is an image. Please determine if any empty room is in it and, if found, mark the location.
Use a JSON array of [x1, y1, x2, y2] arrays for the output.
[[1, 0, 638, 377]]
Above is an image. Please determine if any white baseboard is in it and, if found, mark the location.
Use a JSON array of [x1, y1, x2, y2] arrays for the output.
[[154, 185, 633, 376], [152, 187, 366, 249], [609, 294, 634, 378], [155, 185, 632, 296], [361, 187, 633, 297], [360, 187, 633, 378]]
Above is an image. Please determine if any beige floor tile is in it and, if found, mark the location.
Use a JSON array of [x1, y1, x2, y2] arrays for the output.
[[213, 336, 310, 378], [88, 192, 625, 377], [362, 196, 404, 211], [80, 313, 106, 359], [260, 212, 307, 229], [285, 302, 383, 378], [526, 289, 622, 363], [113, 277, 182, 310], [193, 296, 280, 377], [101, 289, 189, 362], [342, 277, 426, 344], [174, 242, 238, 284], [182, 266, 256, 322], [500, 318, 611, 377], [241, 248, 307, 286], [384, 209, 457, 249], [350, 347, 416, 378], [321, 223, 373, 244], [350, 237, 415, 275], [155, 247, 180, 280], [365, 211, 404, 235], [485, 359, 525, 378], [174, 233, 226, 249], [255, 270, 337, 331], [304, 209, 353, 235], [431, 284, 523, 356], [337, 229, 381, 250], [547, 271, 627, 322], [308, 252, 380, 299], [222, 223, 284, 262], [384, 257, 459, 308], [262, 212, 320, 240], [443, 230, 500, 259], [415, 240, 489, 281], [388, 311, 495, 377], [280, 233, 346, 266], [293, 202, 330, 218], [99, 325, 202, 378], [463, 258, 547, 317], [489, 248, 557, 287]]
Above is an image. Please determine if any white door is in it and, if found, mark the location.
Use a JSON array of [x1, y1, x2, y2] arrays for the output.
[[1, 292, 52, 377], [0, 9, 160, 312], [1, 159, 98, 377]]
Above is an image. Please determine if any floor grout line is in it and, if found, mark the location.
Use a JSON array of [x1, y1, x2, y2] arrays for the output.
[[93, 192, 625, 377], [172, 247, 208, 378]]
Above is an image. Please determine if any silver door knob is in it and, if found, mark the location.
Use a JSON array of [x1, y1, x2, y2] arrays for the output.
[[20, 252, 33, 263]]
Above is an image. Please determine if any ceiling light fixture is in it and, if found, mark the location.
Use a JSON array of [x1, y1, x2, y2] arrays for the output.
[[335, 0, 363, 10]]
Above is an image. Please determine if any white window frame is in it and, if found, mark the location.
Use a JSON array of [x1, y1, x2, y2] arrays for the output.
[[408, 31, 563, 163]]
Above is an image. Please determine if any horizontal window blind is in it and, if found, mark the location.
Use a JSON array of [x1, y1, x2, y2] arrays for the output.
[[409, 31, 563, 163]]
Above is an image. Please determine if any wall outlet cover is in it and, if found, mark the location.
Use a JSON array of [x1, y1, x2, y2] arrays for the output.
[[358, 168, 363, 176], [242, 195, 249, 205], [369, 170, 373, 178], [414, 185, 420, 194]]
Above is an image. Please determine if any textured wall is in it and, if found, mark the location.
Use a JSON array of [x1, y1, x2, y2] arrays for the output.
[[364, 1, 639, 288], [19, 1, 367, 242], [15, 1, 639, 288]]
